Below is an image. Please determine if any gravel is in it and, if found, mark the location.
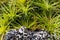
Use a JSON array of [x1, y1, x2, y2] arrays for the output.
[[4, 26, 53, 40]]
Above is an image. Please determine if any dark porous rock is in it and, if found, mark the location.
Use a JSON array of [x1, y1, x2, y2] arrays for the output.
[[4, 26, 53, 40]]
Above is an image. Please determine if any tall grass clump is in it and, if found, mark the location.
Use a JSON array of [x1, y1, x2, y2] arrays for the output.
[[0, 0, 60, 40]]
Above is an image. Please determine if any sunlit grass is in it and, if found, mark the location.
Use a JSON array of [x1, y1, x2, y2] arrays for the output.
[[0, 0, 60, 40]]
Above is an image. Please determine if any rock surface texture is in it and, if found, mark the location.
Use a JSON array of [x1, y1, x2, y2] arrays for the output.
[[4, 26, 53, 40]]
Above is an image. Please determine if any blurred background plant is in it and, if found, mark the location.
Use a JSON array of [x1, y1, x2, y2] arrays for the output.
[[0, 0, 60, 40]]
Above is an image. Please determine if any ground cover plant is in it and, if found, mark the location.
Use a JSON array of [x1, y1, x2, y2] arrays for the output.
[[0, 0, 60, 40]]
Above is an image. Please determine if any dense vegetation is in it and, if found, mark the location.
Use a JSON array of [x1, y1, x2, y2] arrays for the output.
[[0, 0, 60, 40]]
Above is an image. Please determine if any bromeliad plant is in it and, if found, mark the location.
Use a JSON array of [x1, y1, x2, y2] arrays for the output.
[[0, 0, 60, 40]]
